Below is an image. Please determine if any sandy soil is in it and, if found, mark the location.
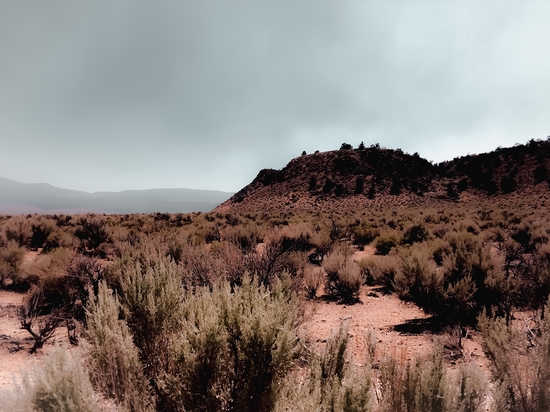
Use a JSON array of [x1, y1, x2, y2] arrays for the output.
[[0, 251, 71, 390]]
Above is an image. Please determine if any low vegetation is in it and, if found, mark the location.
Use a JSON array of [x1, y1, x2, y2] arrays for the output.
[[2, 191, 550, 410]]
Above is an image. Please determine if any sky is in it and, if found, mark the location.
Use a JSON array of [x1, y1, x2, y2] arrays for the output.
[[1, 0, 550, 193]]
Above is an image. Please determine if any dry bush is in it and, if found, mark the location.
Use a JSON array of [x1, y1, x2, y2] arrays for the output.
[[19, 285, 63, 354], [29, 218, 56, 250], [401, 223, 430, 245], [74, 215, 112, 256], [393, 251, 442, 310], [264, 223, 318, 253], [222, 223, 262, 252], [165, 275, 299, 412], [4, 346, 100, 412], [245, 240, 299, 288], [323, 248, 362, 303], [42, 227, 78, 252], [211, 240, 247, 285], [358, 255, 399, 288], [274, 326, 373, 412], [303, 266, 324, 299], [3, 216, 33, 247], [377, 346, 486, 412], [119, 257, 183, 379], [85, 281, 152, 411], [0, 240, 25, 288], [374, 232, 400, 255], [353, 225, 381, 246], [479, 304, 550, 412], [178, 244, 219, 288]]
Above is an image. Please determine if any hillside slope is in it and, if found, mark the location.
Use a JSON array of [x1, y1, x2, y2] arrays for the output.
[[216, 140, 550, 212]]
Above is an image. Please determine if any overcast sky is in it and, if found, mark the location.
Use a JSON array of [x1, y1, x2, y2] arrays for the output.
[[1, 1, 549, 193]]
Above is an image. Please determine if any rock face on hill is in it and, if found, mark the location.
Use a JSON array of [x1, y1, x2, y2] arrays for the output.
[[216, 140, 550, 212]]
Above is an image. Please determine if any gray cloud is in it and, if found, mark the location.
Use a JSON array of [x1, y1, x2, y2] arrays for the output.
[[1, 0, 549, 192]]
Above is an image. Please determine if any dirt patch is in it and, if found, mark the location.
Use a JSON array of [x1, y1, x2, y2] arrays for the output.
[[0, 290, 70, 390], [351, 245, 376, 261], [299, 285, 492, 378]]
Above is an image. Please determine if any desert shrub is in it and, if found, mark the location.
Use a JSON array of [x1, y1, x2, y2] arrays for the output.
[[375, 233, 399, 255], [323, 249, 362, 303], [441, 232, 497, 322], [245, 240, 296, 288], [479, 303, 550, 412], [168, 275, 299, 412], [379, 349, 446, 412], [353, 225, 381, 246], [265, 224, 320, 253], [74, 215, 111, 255], [357, 256, 398, 288], [3, 217, 32, 247], [29, 219, 56, 249], [223, 223, 262, 252], [401, 223, 429, 245], [274, 326, 373, 412], [393, 232, 500, 324], [303, 266, 324, 299], [211, 241, 247, 285], [430, 238, 451, 266], [6, 346, 100, 412], [86, 281, 152, 411], [119, 257, 183, 378], [393, 252, 442, 311], [0, 240, 25, 288], [42, 227, 78, 252], [446, 363, 488, 412], [431, 224, 449, 239], [19, 284, 63, 353], [65, 255, 105, 319], [178, 244, 219, 288]]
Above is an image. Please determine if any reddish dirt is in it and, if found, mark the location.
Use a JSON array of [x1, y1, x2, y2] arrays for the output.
[[298, 284, 492, 385]]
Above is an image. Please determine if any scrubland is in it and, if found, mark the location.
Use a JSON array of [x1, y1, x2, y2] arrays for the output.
[[1, 195, 550, 411]]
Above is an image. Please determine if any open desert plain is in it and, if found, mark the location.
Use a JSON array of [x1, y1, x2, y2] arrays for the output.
[[2, 141, 550, 411]]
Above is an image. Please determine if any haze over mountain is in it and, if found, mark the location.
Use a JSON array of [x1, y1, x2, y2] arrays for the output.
[[0, 178, 233, 215], [216, 140, 550, 212]]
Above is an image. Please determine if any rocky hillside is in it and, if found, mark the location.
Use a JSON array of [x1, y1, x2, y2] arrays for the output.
[[216, 139, 550, 212]]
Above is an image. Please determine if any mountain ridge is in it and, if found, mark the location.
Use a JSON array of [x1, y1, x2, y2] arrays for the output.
[[215, 139, 550, 212], [0, 177, 233, 214]]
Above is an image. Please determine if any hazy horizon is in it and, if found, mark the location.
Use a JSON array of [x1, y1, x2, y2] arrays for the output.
[[2, 1, 549, 193]]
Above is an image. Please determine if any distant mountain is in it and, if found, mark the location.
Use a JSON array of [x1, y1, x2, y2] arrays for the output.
[[215, 140, 550, 212], [0, 178, 233, 215]]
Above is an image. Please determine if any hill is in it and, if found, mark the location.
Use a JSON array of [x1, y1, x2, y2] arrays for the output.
[[216, 139, 550, 212], [0, 178, 233, 214]]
